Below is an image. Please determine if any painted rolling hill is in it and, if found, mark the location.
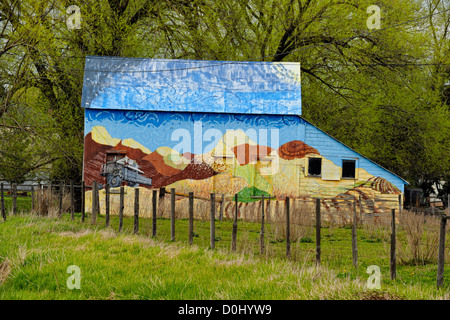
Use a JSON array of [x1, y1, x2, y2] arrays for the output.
[[84, 126, 217, 188]]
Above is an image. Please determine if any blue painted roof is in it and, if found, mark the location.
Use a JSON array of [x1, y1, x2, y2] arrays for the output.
[[81, 56, 302, 115]]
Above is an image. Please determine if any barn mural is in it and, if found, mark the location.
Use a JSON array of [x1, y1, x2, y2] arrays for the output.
[[81, 56, 407, 218]]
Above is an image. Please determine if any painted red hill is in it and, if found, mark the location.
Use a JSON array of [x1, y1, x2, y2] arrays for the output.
[[84, 132, 216, 188], [143, 152, 181, 176], [166, 161, 218, 184], [231, 144, 273, 165], [113, 141, 149, 161], [84, 132, 162, 187], [83, 132, 113, 186], [278, 140, 319, 160]]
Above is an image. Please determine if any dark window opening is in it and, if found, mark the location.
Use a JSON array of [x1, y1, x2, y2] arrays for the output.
[[342, 160, 356, 178], [308, 158, 322, 176]]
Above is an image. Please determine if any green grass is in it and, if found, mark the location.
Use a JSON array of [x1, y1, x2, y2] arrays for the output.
[[1, 205, 450, 299], [2, 195, 32, 213]]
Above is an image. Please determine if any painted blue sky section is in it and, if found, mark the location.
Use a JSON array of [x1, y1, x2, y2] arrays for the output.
[[85, 109, 303, 153], [81, 56, 302, 115], [85, 109, 407, 191]]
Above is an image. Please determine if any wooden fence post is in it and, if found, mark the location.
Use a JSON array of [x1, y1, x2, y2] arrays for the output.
[[286, 197, 291, 258], [189, 192, 194, 245], [81, 181, 85, 222], [352, 199, 358, 268], [231, 194, 238, 252], [1, 183, 5, 221], [12, 183, 17, 215], [134, 188, 139, 235], [437, 216, 447, 288], [260, 194, 265, 255], [91, 181, 97, 224], [315, 198, 321, 265], [152, 190, 157, 237], [171, 188, 175, 241], [219, 194, 224, 221], [105, 183, 110, 227], [70, 180, 74, 220], [210, 193, 215, 250], [58, 181, 63, 218], [390, 209, 397, 280], [398, 194, 402, 216]]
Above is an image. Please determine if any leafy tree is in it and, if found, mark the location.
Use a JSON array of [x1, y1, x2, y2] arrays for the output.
[[0, 0, 448, 199]]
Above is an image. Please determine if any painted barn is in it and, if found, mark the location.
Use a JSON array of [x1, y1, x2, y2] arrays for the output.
[[81, 56, 407, 218]]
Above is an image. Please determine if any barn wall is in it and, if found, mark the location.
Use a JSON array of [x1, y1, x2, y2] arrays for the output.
[[83, 109, 404, 215]]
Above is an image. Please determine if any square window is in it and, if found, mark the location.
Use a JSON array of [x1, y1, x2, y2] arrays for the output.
[[308, 158, 322, 176], [342, 160, 356, 178]]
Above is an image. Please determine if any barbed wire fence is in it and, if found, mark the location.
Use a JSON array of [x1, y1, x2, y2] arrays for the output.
[[1, 180, 450, 287]]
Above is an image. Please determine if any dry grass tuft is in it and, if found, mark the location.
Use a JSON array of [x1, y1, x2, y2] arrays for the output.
[[58, 230, 92, 238], [397, 210, 440, 265], [0, 259, 11, 284], [271, 199, 314, 242], [32, 188, 71, 217]]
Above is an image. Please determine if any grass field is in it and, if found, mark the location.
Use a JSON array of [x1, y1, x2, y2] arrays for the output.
[[1, 198, 450, 300]]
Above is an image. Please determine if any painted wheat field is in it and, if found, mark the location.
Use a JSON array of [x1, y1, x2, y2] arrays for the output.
[[1, 196, 450, 300]]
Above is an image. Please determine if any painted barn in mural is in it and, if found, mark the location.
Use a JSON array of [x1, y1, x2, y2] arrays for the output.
[[81, 56, 407, 218]]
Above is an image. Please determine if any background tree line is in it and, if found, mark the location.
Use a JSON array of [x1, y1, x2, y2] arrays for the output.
[[0, 0, 448, 199]]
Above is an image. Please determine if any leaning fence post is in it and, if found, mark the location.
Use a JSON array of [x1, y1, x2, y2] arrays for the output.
[[1, 183, 5, 221], [81, 181, 85, 222], [152, 190, 157, 237], [91, 181, 97, 224], [119, 186, 124, 232], [231, 193, 238, 252], [105, 183, 110, 227], [437, 215, 447, 288], [315, 198, 321, 265], [352, 199, 358, 268], [189, 192, 194, 245], [70, 180, 74, 220], [134, 188, 139, 235], [260, 194, 265, 255], [390, 209, 397, 280], [171, 188, 175, 241], [210, 193, 215, 250], [286, 197, 291, 259]]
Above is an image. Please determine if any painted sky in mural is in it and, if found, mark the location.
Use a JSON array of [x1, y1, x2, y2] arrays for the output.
[[85, 109, 303, 155]]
